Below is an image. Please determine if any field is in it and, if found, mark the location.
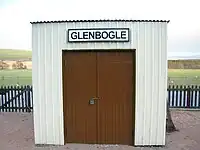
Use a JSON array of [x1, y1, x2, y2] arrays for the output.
[[168, 69, 200, 85], [0, 69, 32, 86], [0, 49, 31, 60], [0, 49, 200, 86], [0, 49, 32, 86], [0, 69, 199, 86]]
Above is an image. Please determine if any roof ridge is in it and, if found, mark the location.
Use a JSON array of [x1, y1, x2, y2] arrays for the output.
[[30, 19, 170, 24]]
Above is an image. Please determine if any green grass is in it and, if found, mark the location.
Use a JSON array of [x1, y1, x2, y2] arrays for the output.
[[0, 69, 32, 86], [168, 69, 200, 85], [0, 49, 32, 60], [168, 69, 200, 77], [0, 49, 198, 86], [0, 69, 200, 86]]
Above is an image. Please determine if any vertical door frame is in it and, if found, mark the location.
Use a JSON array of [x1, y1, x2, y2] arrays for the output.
[[62, 49, 136, 145], [62, 51, 67, 144]]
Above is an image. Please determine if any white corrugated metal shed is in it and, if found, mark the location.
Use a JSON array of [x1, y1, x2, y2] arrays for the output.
[[31, 19, 169, 146]]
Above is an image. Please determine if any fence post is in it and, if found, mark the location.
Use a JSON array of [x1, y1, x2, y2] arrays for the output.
[[27, 85, 31, 112], [187, 86, 191, 108]]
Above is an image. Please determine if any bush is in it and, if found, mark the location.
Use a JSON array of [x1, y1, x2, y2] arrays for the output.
[[12, 61, 27, 69], [0, 60, 9, 69]]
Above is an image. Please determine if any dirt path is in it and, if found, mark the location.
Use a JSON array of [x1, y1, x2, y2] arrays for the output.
[[1, 110, 200, 150]]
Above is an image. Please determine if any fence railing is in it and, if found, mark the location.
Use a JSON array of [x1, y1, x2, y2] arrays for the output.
[[0, 85, 33, 112], [0, 85, 200, 112], [168, 85, 200, 108]]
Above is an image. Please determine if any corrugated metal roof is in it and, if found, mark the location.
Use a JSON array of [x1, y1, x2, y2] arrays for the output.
[[30, 19, 170, 24]]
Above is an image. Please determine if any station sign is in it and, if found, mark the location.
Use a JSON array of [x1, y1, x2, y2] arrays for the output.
[[68, 28, 129, 42]]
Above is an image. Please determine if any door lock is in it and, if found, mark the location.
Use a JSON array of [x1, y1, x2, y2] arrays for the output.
[[89, 97, 99, 105]]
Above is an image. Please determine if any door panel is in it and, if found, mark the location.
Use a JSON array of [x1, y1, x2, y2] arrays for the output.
[[63, 51, 134, 145], [97, 52, 133, 145], [63, 52, 97, 143]]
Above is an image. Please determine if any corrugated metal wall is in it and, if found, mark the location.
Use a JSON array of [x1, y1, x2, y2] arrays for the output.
[[32, 21, 168, 145]]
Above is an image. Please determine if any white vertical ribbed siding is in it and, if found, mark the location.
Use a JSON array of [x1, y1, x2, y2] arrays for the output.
[[159, 22, 168, 144], [32, 24, 38, 143], [32, 21, 168, 146], [134, 22, 168, 145], [63, 22, 134, 49], [32, 23, 64, 145]]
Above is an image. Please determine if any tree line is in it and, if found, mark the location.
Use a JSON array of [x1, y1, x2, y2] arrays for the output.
[[168, 59, 200, 69]]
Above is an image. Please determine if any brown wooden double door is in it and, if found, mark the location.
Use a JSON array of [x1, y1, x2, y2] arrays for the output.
[[63, 50, 134, 145]]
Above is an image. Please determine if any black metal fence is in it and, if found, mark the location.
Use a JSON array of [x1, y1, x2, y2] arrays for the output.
[[0, 85, 33, 112], [0, 85, 200, 112], [168, 85, 200, 108]]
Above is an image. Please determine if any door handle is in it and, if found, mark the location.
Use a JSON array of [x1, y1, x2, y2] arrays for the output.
[[92, 97, 99, 100]]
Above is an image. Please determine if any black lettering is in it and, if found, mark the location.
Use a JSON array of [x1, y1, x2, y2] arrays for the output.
[[102, 31, 108, 39], [116, 31, 120, 39], [71, 32, 77, 39], [109, 31, 115, 39], [83, 32, 88, 39], [77, 32, 83, 39], [95, 31, 101, 39], [121, 31, 127, 39], [89, 32, 95, 39]]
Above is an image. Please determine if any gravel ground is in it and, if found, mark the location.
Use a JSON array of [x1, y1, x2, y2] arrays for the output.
[[1, 110, 200, 150]]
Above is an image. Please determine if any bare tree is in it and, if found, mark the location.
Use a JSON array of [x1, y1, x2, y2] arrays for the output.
[[166, 99, 177, 133]]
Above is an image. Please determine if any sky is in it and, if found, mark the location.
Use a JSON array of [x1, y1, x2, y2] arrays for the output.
[[0, 0, 199, 58]]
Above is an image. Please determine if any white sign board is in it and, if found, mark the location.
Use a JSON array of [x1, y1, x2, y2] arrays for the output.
[[68, 28, 129, 42]]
